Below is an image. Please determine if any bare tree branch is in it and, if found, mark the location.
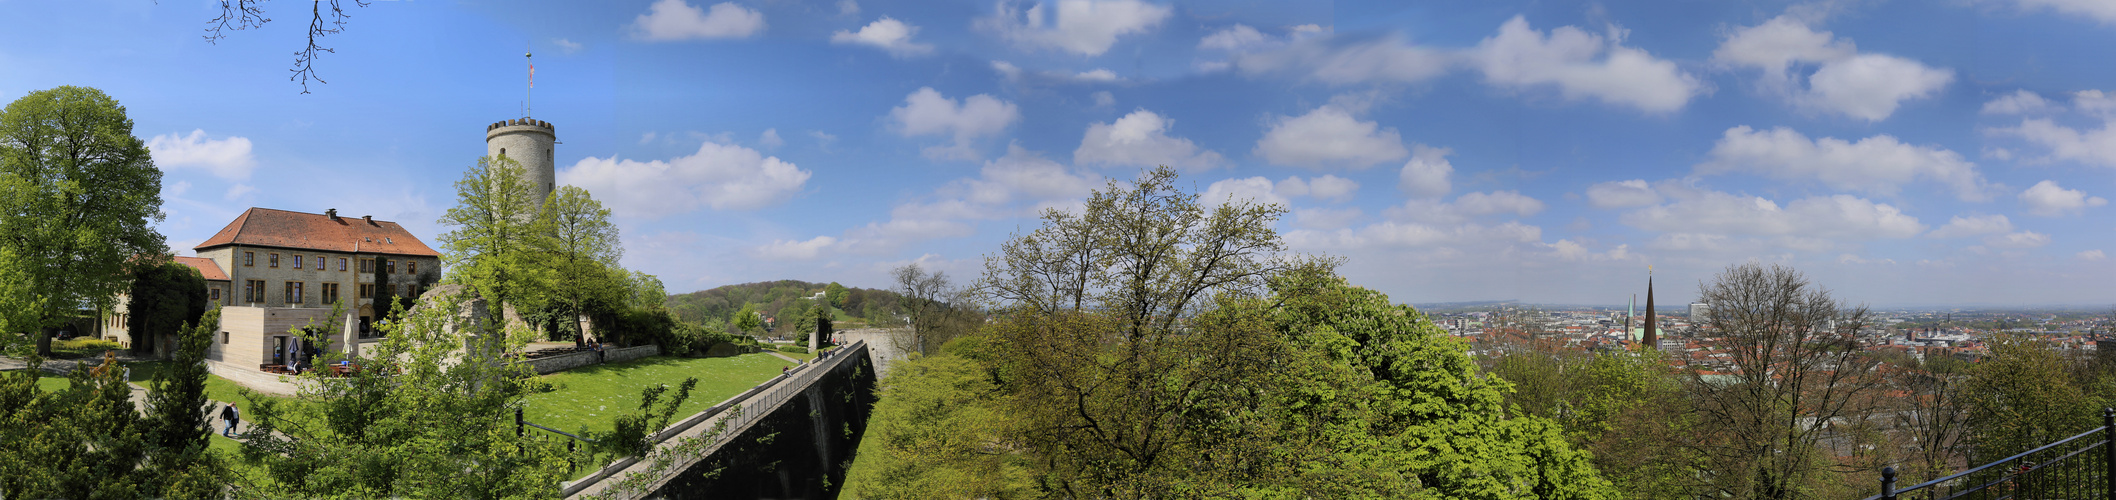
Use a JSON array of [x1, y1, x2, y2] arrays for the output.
[[203, 0, 371, 94]]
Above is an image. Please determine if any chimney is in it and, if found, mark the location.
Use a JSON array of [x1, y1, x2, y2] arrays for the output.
[[326, 208, 339, 220], [364, 215, 374, 226]]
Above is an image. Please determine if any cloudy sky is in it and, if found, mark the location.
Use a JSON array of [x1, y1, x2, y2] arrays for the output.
[[5, 0, 2114, 307]]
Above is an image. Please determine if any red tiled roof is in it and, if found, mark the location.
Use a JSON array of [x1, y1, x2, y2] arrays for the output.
[[196, 208, 440, 257], [172, 256, 229, 281]]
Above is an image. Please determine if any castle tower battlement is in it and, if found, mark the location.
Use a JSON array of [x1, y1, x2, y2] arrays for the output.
[[486, 118, 557, 204]]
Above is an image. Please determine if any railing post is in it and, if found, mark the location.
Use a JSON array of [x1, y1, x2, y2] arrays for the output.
[[2105, 407, 2114, 499], [1881, 466, 1897, 500]]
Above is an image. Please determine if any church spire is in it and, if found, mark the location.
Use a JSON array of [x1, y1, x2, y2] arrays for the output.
[[1643, 266, 1658, 350]]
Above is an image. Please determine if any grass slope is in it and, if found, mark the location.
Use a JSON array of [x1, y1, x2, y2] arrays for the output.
[[522, 353, 795, 438]]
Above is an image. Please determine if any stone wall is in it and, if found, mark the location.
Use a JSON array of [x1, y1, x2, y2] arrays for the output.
[[518, 351, 600, 375], [605, 345, 658, 364]]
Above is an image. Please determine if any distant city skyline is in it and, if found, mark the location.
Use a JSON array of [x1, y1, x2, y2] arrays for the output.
[[2, 0, 2111, 306]]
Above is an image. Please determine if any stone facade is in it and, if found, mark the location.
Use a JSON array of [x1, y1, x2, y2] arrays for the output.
[[194, 207, 442, 334], [486, 118, 557, 205]]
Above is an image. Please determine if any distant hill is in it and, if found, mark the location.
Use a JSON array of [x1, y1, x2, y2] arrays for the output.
[[665, 280, 905, 328]]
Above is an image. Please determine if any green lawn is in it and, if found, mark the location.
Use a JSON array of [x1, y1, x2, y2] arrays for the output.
[[522, 353, 794, 438]]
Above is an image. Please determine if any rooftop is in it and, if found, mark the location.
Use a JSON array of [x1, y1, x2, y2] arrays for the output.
[[172, 256, 229, 281], [196, 207, 440, 257]]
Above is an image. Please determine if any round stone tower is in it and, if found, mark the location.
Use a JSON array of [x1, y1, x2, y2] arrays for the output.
[[486, 118, 557, 204]]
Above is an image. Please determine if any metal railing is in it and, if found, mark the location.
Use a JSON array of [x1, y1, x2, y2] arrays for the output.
[[1871, 408, 2116, 500], [560, 340, 868, 499]]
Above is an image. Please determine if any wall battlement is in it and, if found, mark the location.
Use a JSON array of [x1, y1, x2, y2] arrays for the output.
[[486, 118, 555, 133]]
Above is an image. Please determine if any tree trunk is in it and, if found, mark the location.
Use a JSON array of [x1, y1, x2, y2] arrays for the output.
[[37, 325, 55, 357]]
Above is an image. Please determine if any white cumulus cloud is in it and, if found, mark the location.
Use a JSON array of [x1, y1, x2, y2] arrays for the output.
[[752, 236, 838, 260], [1983, 90, 2058, 115], [631, 0, 766, 40], [1470, 16, 1701, 113], [1073, 109, 1222, 170], [1984, 230, 2052, 249], [2004, 0, 2116, 24], [1925, 214, 2015, 238], [1698, 125, 1988, 200], [2019, 179, 2108, 216], [1714, 15, 1951, 121], [1254, 105, 1407, 169], [831, 17, 934, 57], [889, 87, 1021, 160], [1277, 175, 1359, 202], [1398, 144, 1453, 198], [148, 129, 257, 180], [559, 140, 810, 217], [1225, 29, 1452, 86], [1200, 175, 1359, 208], [975, 0, 1171, 56], [1585, 179, 1662, 208], [1622, 191, 1926, 241], [2081, 249, 2107, 261], [1989, 117, 2116, 167]]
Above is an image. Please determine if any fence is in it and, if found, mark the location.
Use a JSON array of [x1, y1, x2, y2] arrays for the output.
[[561, 340, 868, 499], [1870, 409, 2116, 500]]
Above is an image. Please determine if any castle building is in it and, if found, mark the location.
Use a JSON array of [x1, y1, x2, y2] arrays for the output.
[[190, 207, 443, 373]]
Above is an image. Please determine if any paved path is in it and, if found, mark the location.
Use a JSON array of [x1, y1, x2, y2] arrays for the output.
[[763, 351, 800, 364]]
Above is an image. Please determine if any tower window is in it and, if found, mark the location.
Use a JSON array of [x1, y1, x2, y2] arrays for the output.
[[499, 148, 507, 157]]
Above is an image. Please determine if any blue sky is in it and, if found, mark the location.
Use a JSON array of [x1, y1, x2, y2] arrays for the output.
[[5, 0, 2114, 307]]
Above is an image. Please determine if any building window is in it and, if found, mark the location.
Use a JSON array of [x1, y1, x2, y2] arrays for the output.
[[210, 288, 221, 303], [244, 252, 255, 267], [407, 261, 417, 275], [359, 284, 375, 299], [222, 332, 229, 344], [245, 280, 265, 303], [269, 253, 279, 268], [322, 283, 340, 304], [285, 282, 303, 305], [293, 255, 303, 269], [386, 259, 396, 274], [338, 257, 346, 271], [499, 147, 506, 157], [360, 258, 374, 273], [316, 255, 325, 271]]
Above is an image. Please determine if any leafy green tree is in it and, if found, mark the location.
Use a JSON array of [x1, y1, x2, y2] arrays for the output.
[[841, 346, 1034, 499], [733, 302, 763, 337], [438, 154, 544, 327], [528, 185, 625, 341], [825, 282, 848, 309], [124, 259, 211, 357], [0, 86, 166, 356], [892, 263, 971, 356], [1962, 334, 2094, 463], [236, 290, 572, 497], [0, 354, 149, 498]]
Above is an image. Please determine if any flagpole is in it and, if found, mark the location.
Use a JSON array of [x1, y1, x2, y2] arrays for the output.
[[526, 49, 533, 118]]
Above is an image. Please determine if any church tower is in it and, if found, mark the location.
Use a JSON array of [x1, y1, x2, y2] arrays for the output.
[[1643, 271, 1658, 350], [486, 118, 556, 204]]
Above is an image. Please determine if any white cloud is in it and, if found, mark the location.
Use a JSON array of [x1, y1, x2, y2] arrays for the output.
[[991, 60, 1023, 81], [1925, 214, 2015, 238], [837, 0, 859, 16], [1254, 105, 1408, 169], [759, 128, 783, 149], [559, 140, 810, 217], [1201, 177, 1289, 208], [1698, 125, 1988, 200], [1988, 117, 2116, 166], [553, 38, 584, 54], [148, 129, 256, 180], [975, 0, 1172, 56], [1398, 144, 1453, 198], [1453, 191, 1545, 217], [1807, 54, 1955, 122], [1713, 15, 1951, 121], [1984, 230, 2051, 249], [632, 0, 766, 41], [2019, 179, 2108, 216], [839, 145, 1098, 253], [1091, 91, 1115, 108], [753, 236, 838, 260], [223, 184, 256, 200], [2005, 0, 2116, 24], [164, 180, 191, 198], [1294, 207, 1361, 230], [831, 17, 935, 57], [1277, 175, 1359, 203], [889, 87, 1021, 160], [1285, 221, 1543, 250], [1073, 109, 1223, 170], [1227, 30, 1452, 86], [1470, 16, 1701, 113], [2081, 249, 2107, 261], [1622, 191, 1926, 240], [2073, 90, 2116, 117], [1584, 179, 1662, 208], [1073, 69, 1120, 82], [1983, 90, 2058, 115]]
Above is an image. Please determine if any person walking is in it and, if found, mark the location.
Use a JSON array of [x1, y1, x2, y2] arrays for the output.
[[220, 403, 240, 437]]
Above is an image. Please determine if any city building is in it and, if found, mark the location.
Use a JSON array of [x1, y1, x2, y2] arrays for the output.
[[95, 256, 232, 357]]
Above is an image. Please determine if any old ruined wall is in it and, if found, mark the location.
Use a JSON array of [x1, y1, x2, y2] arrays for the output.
[[649, 350, 877, 499]]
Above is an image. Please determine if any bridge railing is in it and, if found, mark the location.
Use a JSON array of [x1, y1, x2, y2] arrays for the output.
[[1870, 408, 2116, 500], [560, 340, 868, 499]]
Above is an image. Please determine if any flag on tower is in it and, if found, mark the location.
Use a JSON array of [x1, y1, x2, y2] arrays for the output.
[[529, 62, 535, 88]]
